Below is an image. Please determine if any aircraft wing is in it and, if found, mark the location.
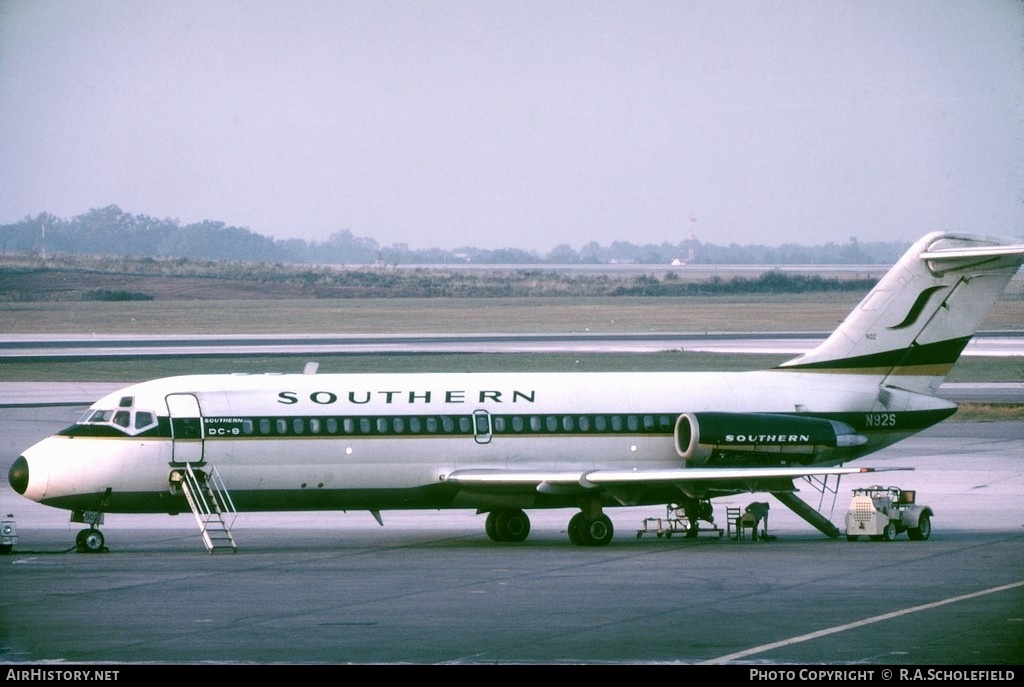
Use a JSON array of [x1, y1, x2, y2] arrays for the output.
[[445, 465, 898, 493]]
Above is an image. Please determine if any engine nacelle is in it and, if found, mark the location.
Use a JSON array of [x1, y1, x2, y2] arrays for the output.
[[675, 412, 867, 466]]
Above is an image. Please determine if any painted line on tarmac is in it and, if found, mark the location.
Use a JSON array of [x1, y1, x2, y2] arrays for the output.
[[701, 580, 1024, 664]]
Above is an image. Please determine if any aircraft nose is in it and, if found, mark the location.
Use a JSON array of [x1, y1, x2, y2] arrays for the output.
[[9, 456, 29, 495]]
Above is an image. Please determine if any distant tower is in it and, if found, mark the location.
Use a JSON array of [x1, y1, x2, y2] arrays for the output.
[[688, 214, 697, 262]]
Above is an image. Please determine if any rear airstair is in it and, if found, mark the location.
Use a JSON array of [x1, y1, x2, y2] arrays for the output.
[[176, 464, 237, 553]]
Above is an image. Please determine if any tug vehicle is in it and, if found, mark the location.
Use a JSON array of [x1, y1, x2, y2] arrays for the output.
[[845, 486, 932, 542], [0, 513, 17, 554]]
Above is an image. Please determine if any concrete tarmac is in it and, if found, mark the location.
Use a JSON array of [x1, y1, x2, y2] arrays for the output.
[[1, 407, 1021, 665]]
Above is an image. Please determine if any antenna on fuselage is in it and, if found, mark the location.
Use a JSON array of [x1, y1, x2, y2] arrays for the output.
[[303, 362, 319, 375]]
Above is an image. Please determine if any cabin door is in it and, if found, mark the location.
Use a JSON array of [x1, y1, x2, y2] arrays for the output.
[[166, 393, 205, 465], [473, 409, 493, 445]]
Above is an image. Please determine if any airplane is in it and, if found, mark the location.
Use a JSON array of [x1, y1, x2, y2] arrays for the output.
[[8, 231, 1024, 552]]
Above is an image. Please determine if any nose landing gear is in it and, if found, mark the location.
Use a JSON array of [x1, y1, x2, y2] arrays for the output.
[[75, 528, 106, 553], [71, 488, 111, 554]]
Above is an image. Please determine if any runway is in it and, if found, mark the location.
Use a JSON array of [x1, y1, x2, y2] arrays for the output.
[[1, 401, 1021, 665], [1, 330, 1021, 359]]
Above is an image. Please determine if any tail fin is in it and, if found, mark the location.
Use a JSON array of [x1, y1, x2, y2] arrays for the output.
[[778, 231, 1024, 395]]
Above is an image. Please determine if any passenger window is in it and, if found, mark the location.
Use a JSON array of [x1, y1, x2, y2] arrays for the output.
[[259, 419, 271, 435], [474, 414, 490, 434], [594, 416, 607, 431], [326, 418, 338, 434], [309, 418, 321, 434]]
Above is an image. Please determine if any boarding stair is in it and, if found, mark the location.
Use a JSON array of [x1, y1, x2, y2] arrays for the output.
[[177, 463, 238, 553]]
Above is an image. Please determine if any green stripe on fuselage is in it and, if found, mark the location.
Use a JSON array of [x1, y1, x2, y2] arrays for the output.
[[778, 336, 972, 374]]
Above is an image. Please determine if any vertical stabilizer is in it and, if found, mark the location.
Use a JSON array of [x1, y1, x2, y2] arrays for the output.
[[778, 232, 1023, 395]]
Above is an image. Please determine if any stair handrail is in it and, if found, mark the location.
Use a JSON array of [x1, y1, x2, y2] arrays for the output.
[[180, 463, 238, 552], [182, 463, 214, 518], [205, 464, 238, 529]]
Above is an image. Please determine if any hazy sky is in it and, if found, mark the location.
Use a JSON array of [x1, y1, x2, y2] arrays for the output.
[[1, 1, 1021, 251]]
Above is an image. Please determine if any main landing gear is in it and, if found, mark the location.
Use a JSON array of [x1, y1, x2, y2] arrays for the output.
[[483, 504, 615, 547], [567, 511, 614, 546], [485, 509, 532, 542]]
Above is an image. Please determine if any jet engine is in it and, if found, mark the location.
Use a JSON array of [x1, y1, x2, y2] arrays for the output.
[[675, 412, 867, 466]]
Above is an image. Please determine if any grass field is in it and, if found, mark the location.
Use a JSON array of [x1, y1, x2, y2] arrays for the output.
[[3, 293, 1021, 335]]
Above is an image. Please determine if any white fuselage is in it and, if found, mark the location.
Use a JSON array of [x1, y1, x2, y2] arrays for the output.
[[14, 369, 955, 515]]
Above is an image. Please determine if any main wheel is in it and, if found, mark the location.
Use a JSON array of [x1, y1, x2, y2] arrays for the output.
[[846, 534, 859, 542], [567, 513, 586, 545], [494, 509, 531, 543], [882, 523, 897, 542], [576, 514, 614, 547], [908, 514, 931, 541], [485, 512, 501, 542]]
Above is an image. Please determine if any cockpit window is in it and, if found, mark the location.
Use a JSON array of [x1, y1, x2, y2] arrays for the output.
[[76, 408, 159, 436], [83, 409, 114, 424]]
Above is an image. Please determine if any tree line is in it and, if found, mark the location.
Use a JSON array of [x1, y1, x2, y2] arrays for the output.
[[1, 205, 909, 266]]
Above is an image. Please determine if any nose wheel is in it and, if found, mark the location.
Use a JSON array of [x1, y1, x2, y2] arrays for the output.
[[72, 488, 111, 553], [75, 528, 106, 553]]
